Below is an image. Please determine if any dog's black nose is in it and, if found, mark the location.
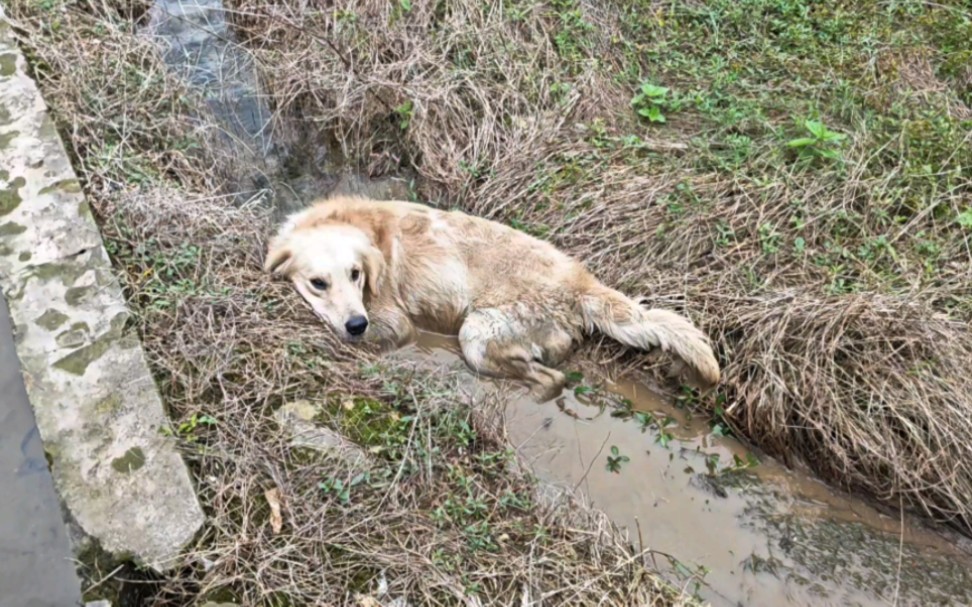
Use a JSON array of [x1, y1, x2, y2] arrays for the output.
[[345, 315, 368, 336]]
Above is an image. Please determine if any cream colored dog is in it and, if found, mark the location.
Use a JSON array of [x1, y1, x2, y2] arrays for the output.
[[265, 195, 720, 399]]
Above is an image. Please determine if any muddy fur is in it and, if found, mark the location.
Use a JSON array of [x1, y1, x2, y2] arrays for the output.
[[265, 195, 720, 399]]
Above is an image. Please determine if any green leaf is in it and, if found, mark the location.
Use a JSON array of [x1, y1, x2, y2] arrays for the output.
[[574, 385, 594, 396], [634, 411, 653, 427], [640, 83, 669, 98], [711, 423, 727, 437], [646, 106, 666, 123], [787, 137, 817, 148], [610, 445, 620, 456], [565, 371, 584, 384], [957, 209, 972, 229], [804, 119, 825, 138], [657, 432, 672, 448], [400, 0, 412, 11], [794, 237, 806, 253]]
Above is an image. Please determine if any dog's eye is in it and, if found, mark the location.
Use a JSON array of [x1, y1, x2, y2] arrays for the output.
[[350, 268, 361, 282], [310, 278, 329, 291]]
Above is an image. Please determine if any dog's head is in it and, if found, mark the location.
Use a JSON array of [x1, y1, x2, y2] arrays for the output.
[[264, 220, 386, 341]]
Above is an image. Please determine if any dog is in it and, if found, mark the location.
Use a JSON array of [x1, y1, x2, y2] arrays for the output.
[[264, 195, 720, 400]]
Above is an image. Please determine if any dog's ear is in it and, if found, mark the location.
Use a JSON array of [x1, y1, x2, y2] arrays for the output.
[[363, 245, 386, 296], [264, 239, 294, 275]]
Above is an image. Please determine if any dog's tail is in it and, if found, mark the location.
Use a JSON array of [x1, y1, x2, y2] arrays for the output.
[[579, 283, 720, 387]]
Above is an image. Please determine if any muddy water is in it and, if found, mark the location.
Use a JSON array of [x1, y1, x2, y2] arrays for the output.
[[390, 331, 972, 607]]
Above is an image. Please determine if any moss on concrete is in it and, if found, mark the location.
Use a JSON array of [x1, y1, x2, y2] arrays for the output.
[[0, 221, 26, 236], [52, 334, 114, 376], [111, 447, 146, 474], [38, 178, 82, 196], [0, 52, 16, 77], [0, 175, 25, 216], [35, 308, 69, 330]]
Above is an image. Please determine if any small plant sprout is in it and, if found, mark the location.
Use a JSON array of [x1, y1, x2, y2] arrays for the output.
[[786, 118, 847, 160], [161, 413, 216, 443], [631, 82, 670, 123], [319, 472, 369, 505], [605, 445, 630, 473], [957, 208, 972, 230], [395, 99, 414, 130]]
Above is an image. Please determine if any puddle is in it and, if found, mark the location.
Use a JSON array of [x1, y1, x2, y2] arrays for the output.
[[390, 331, 972, 607]]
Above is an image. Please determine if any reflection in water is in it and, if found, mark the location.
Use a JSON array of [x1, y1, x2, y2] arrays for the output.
[[389, 331, 972, 607]]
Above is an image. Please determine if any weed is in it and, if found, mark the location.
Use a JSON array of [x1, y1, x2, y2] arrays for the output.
[[319, 472, 369, 505], [656, 427, 675, 449], [957, 209, 972, 230], [786, 118, 847, 161], [758, 223, 782, 255], [605, 445, 630, 474], [394, 99, 413, 130], [634, 410, 655, 430], [161, 413, 216, 443], [631, 82, 671, 123]]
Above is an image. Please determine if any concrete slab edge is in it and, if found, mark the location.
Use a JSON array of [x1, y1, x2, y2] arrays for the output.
[[0, 7, 204, 572]]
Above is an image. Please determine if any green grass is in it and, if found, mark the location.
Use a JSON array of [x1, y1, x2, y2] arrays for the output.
[[523, 0, 972, 300]]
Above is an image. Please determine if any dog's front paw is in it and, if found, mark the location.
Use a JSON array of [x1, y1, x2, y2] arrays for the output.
[[528, 368, 566, 403]]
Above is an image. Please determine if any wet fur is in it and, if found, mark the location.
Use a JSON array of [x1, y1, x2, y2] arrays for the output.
[[265, 195, 721, 400]]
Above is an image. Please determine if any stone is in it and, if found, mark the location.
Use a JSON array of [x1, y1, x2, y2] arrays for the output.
[[0, 8, 204, 572], [274, 400, 371, 469]]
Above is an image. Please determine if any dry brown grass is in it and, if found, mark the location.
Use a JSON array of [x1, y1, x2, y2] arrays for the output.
[[7, 3, 699, 604], [92, 188, 694, 605], [7, 1, 972, 604], [218, 0, 972, 537]]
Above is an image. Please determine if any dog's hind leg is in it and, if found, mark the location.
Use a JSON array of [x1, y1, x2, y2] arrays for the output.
[[458, 307, 575, 401]]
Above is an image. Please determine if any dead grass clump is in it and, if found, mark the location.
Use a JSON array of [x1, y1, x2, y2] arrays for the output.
[[226, 0, 630, 196], [93, 186, 693, 606], [220, 0, 972, 535], [708, 290, 972, 530]]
